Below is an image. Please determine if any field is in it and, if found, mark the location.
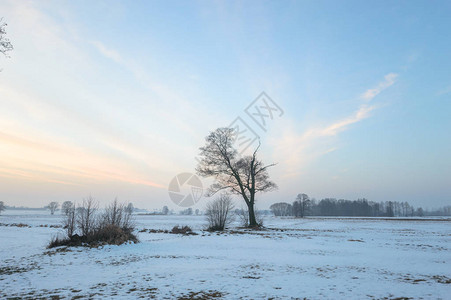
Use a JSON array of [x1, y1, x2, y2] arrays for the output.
[[0, 211, 450, 299]]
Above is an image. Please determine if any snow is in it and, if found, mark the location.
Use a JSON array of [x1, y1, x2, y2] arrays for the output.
[[1, 211, 450, 299]]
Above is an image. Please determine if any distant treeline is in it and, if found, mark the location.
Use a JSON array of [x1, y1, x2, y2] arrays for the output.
[[270, 195, 451, 217], [4, 206, 46, 211]]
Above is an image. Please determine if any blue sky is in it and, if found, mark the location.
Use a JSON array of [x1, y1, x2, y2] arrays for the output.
[[0, 0, 450, 209]]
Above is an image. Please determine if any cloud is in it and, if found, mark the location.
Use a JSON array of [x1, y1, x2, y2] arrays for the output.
[[361, 73, 398, 101], [272, 73, 398, 177], [304, 104, 376, 138], [91, 41, 124, 65]]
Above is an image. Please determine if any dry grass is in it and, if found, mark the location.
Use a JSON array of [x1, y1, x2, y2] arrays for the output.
[[177, 290, 224, 300], [171, 225, 197, 235], [48, 225, 138, 248]]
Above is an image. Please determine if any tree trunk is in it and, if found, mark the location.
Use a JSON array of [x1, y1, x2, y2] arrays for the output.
[[247, 202, 258, 227]]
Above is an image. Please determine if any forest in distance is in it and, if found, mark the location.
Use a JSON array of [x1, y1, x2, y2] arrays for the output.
[[2, 197, 450, 219], [270, 195, 451, 218]]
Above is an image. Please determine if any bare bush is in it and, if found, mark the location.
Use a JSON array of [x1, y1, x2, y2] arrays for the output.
[[88, 224, 138, 246], [205, 194, 234, 231], [255, 209, 264, 227], [63, 202, 76, 238], [170, 225, 195, 235], [0, 201, 5, 216], [102, 199, 124, 227], [49, 197, 137, 248], [77, 196, 98, 236], [123, 203, 134, 231], [101, 199, 134, 232], [236, 208, 248, 227], [49, 225, 138, 248]]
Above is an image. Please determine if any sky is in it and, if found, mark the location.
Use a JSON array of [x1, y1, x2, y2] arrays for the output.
[[0, 0, 450, 210]]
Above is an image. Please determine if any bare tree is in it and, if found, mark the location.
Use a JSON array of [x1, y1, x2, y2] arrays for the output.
[[196, 128, 277, 227], [0, 201, 5, 216], [61, 201, 73, 215], [47, 202, 59, 215], [125, 203, 134, 214], [162, 206, 169, 215], [122, 203, 134, 231], [103, 199, 124, 227], [0, 18, 13, 57], [63, 202, 76, 237], [180, 208, 193, 215], [205, 193, 234, 231], [293, 194, 310, 218], [270, 202, 292, 216], [102, 199, 134, 231], [416, 207, 424, 217], [77, 196, 97, 236]]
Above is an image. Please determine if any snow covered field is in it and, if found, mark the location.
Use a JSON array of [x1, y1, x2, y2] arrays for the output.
[[1, 211, 450, 299]]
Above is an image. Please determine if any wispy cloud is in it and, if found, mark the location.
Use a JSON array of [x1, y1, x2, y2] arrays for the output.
[[361, 73, 398, 101], [91, 41, 124, 65], [272, 73, 398, 177], [436, 85, 451, 96], [303, 104, 376, 138]]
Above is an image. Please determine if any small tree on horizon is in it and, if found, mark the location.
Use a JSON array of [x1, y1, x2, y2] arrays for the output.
[[196, 128, 277, 227], [125, 203, 134, 215], [293, 194, 310, 218], [61, 201, 73, 215], [47, 202, 59, 215], [162, 206, 169, 215], [0, 201, 5, 215]]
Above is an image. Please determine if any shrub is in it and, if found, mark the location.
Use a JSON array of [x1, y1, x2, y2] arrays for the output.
[[63, 202, 76, 238], [48, 235, 68, 249], [49, 225, 138, 248], [205, 194, 234, 231], [49, 197, 137, 248], [171, 225, 195, 235], [77, 196, 97, 237], [86, 225, 138, 246], [101, 199, 134, 231]]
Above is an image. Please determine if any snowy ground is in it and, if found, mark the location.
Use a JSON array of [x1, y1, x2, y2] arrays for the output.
[[0, 211, 450, 299]]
